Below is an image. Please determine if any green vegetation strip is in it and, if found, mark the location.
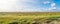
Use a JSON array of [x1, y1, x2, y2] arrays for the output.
[[0, 16, 60, 24]]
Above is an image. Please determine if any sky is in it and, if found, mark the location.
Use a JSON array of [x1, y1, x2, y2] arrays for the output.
[[0, 0, 60, 12]]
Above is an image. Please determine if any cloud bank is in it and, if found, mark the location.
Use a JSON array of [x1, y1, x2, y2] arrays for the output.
[[0, 0, 18, 12], [0, 0, 57, 12]]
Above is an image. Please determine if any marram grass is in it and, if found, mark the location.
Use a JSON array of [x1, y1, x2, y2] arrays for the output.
[[0, 16, 60, 24]]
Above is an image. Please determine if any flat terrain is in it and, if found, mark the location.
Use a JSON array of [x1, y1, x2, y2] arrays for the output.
[[0, 12, 60, 24]]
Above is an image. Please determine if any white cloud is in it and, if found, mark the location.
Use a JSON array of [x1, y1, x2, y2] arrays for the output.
[[16, 0, 43, 12], [43, 1, 50, 4], [43, 1, 56, 12], [50, 3, 56, 10], [0, 0, 18, 12], [0, 0, 40, 12], [51, 3, 56, 7], [0, 0, 56, 12], [48, 3, 56, 12]]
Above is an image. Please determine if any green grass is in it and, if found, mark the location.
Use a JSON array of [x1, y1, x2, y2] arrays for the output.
[[0, 16, 60, 24], [0, 12, 60, 24]]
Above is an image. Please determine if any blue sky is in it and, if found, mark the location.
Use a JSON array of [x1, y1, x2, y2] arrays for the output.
[[0, 0, 60, 12]]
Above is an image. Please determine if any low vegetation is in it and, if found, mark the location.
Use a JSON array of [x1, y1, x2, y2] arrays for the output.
[[0, 12, 60, 24]]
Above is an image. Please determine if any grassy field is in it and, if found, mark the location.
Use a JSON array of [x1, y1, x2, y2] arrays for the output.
[[0, 12, 60, 24]]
